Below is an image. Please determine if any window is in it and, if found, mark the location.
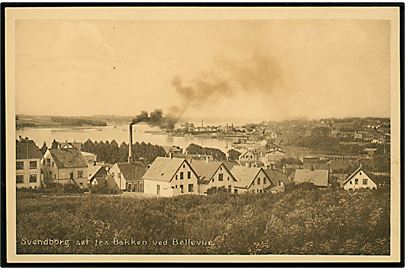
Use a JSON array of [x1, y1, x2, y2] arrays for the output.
[[183, 164, 185, 168], [157, 185, 160, 195], [349, 181, 352, 185], [187, 171, 191, 179], [252, 180, 255, 186], [360, 172, 362, 175], [29, 161, 37, 169], [118, 172, 121, 179], [29, 174, 37, 183], [218, 173, 223, 181], [16, 161, 24, 170], [70, 172, 74, 179], [180, 172, 184, 180], [16, 175, 24, 183], [355, 178, 358, 185], [78, 171, 83, 178], [257, 178, 261, 185], [51, 161, 54, 167], [220, 167, 222, 171], [234, 189, 238, 194], [180, 184, 184, 193], [139, 183, 144, 192], [46, 158, 51, 166], [363, 179, 368, 185], [264, 178, 267, 184], [188, 184, 193, 192], [228, 185, 232, 191], [227, 177, 229, 180], [112, 172, 115, 177], [175, 175, 178, 180]]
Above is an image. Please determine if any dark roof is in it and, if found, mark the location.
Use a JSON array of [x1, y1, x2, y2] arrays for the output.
[[264, 169, 290, 185], [116, 162, 146, 182], [49, 148, 88, 168], [16, 139, 42, 160]]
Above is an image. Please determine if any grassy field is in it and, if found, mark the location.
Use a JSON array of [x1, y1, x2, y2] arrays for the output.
[[16, 186, 390, 255]]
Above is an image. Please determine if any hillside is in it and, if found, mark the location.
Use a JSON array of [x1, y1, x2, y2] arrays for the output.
[[16, 186, 390, 255]]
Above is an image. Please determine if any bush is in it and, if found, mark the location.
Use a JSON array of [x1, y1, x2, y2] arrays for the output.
[[16, 188, 390, 255]]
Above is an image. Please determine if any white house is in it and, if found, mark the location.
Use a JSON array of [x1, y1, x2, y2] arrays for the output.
[[110, 162, 146, 191], [42, 147, 89, 188], [231, 166, 274, 194], [16, 137, 42, 189], [343, 165, 377, 190], [190, 160, 237, 194], [141, 157, 200, 197], [239, 150, 256, 164]]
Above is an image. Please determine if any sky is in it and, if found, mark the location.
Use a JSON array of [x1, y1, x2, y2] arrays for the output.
[[15, 19, 391, 122]]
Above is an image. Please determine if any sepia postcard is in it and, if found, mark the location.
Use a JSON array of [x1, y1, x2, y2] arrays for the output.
[[1, 3, 403, 266]]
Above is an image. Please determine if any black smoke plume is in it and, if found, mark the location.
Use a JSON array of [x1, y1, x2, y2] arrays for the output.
[[170, 52, 283, 116], [132, 109, 178, 130]]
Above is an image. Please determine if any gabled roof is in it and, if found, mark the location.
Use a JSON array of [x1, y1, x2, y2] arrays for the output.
[[190, 160, 222, 182], [163, 145, 182, 154], [231, 166, 262, 188], [294, 169, 329, 187], [240, 150, 255, 157], [343, 165, 375, 185], [142, 157, 188, 182], [88, 165, 103, 180], [116, 162, 146, 182], [223, 161, 238, 170], [264, 169, 290, 186], [49, 148, 88, 168], [88, 165, 109, 181], [16, 139, 42, 160]]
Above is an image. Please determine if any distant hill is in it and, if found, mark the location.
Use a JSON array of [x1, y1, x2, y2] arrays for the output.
[[16, 115, 109, 129]]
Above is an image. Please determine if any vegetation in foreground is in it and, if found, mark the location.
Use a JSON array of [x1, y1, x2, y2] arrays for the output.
[[16, 185, 390, 255]]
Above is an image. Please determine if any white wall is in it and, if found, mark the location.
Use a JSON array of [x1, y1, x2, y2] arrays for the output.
[[16, 158, 41, 189], [144, 180, 173, 197], [200, 164, 236, 194], [110, 163, 126, 190], [343, 170, 377, 190]]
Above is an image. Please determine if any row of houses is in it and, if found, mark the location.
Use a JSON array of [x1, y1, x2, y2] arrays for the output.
[[96, 157, 290, 197], [16, 137, 380, 196]]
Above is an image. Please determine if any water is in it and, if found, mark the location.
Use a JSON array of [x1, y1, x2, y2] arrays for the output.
[[16, 124, 230, 152]]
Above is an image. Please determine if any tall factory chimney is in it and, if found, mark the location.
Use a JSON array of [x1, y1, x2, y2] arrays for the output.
[[128, 123, 134, 163]]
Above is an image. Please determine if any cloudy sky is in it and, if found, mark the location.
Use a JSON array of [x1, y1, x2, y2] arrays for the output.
[[15, 19, 390, 121]]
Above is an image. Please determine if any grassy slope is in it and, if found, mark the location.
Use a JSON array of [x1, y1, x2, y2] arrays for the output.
[[16, 187, 390, 255]]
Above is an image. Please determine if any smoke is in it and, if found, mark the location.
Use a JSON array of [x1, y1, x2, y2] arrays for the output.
[[132, 109, 178, 130], [170, 51, 283, 116], [133, 52, 283, 129]]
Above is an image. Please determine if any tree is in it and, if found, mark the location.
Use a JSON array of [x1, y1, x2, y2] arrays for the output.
[[227, 149, 241, 161]]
